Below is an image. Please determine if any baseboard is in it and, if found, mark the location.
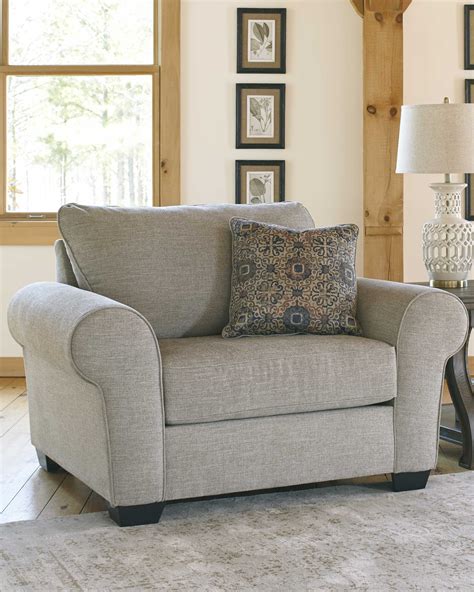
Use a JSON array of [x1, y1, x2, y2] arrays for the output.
[[0, 357, 25, 377]]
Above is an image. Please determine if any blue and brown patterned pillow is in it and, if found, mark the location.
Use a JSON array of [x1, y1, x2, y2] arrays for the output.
[[222, 218, 361, 338]]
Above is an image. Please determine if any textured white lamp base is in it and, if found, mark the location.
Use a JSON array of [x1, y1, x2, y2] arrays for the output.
[[423, 183, 473, 288]]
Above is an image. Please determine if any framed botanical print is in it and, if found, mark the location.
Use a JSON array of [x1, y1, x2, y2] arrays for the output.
[[236, 83, 285, 149], [465, 79, 474, 220], [235, 160, 285, 204], [237, 8, 287, 74], [465, 6, 474, 69]]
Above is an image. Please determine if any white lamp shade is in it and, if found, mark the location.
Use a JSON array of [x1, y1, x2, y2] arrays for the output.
[[396, 103, 474, 174]]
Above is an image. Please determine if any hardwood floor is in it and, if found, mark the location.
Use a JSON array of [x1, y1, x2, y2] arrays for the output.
[[0, 378, 468, 525]]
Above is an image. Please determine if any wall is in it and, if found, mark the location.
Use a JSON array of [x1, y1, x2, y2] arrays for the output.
[[181, 0, 363, 240], [0, 0, 363, 358], [404, 0, 472, 282], [0, 246, 56, 356]]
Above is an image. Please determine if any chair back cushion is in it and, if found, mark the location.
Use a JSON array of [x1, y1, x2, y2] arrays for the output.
[[55, 239, 79, 287], [58, 202, 314, 338]]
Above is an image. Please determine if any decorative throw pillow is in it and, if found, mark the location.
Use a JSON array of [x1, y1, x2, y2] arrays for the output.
[[222, 218, 361, 338]]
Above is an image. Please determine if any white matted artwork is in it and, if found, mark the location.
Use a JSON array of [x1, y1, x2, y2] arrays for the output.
[[235, 160, 284, 203], [246, 171, 274, 204], [237, 9, 286, 74], [236, 84, 285, 148], [247, 95, 274, 138], [248, 19, 275, 63]]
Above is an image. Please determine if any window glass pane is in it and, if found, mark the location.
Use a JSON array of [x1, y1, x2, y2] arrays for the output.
[[9, 0, 154, 65], [7, 76, 152, 212]]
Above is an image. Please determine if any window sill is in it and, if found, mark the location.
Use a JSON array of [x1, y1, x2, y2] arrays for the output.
[[0, 221, 60, 245]]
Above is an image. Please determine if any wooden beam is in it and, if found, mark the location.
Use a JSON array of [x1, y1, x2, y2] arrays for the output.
[[362, 0, 411, 281], [367, 1, 412, 11], [160, 0, 181, 206], [350, 0, 364, 17], [352, 1, 413, 15], [365, 225, 402, 236]]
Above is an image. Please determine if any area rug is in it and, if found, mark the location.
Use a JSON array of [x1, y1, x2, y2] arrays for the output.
[[1, 473, 473, 591]]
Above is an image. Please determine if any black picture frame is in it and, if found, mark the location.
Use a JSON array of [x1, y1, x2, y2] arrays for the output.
[[465, 5, 474, 69], [237, 8, 287, 74], [236, 83, 285, 149], [465, 79, 474, 220], [235, 160, 285, 204]]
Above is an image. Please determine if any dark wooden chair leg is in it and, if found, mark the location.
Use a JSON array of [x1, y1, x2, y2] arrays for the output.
[[107, 502, 165, 527], [392, 470, 430, 492], [36, 449, 62, 473]]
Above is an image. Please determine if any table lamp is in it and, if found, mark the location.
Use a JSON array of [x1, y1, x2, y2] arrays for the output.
[[396, 98, 474, 288]]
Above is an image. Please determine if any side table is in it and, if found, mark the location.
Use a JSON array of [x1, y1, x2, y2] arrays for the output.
[[413, 281, 474, 469]]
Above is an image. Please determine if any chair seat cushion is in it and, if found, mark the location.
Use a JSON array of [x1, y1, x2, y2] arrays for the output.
[[160, 334, 396, 425]]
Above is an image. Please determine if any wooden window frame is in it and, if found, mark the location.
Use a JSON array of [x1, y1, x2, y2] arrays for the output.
[[0, 0, 180, 244]]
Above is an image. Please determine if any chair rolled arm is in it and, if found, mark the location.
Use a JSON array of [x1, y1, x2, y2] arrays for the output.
[[8, 282, 165, 506], [357, 278, 469, 472], [8, 282, 157, 371], [357, 278, 468, 356]]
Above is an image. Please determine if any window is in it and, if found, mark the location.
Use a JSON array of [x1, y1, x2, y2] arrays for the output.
[[0, 0, 162, 221]]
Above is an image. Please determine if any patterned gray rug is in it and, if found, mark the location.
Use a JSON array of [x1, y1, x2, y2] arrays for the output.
[[1, 473, 473, 591]]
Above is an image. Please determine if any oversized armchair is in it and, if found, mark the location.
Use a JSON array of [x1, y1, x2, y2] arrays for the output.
[[8, 202, 468, 526]]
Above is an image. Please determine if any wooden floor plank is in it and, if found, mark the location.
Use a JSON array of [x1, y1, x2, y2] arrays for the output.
[[0, 378, 24, 391], [0, 468, 67, 524], [38, 474, 92, 520], [338, 473, 390, 485], [318, 473, 390, 489], [0, 378, 26, 411], [0, 414, 39, 512], [81, 491, 107, 514], [436, 441, 468, 475], [442, 381, 452, 405], [0, 394, 28, 437]]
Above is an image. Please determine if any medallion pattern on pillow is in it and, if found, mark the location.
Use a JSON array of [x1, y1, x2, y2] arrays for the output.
[[222, 219, 361, 338]]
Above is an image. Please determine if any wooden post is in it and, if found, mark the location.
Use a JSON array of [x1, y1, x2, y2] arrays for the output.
[[160, 0, 181, 206], [351, 0, 412, 281]]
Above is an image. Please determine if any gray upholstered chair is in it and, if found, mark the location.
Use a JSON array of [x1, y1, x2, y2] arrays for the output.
[[8, 202, 468, 526]]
